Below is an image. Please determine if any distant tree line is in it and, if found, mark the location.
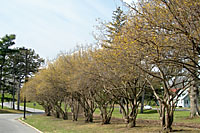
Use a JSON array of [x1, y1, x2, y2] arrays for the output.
[[0, 34, 44, 110], [22, 0, 200, 132]]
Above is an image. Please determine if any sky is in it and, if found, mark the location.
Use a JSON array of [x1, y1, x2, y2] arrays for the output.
[[0, 0, 132, 60]]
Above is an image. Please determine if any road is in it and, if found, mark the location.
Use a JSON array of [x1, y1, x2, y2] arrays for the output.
[[0, 114, 39, 133], [0, 102, 44, 133]]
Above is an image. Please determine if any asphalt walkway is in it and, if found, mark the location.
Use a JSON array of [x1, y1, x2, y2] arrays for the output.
[[0, 102, 44, 133], [2, 102, 44, 114], [0, 114, 38, 133]]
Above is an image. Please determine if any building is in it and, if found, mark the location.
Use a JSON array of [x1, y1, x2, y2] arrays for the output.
[[171, 88, 190, 108]]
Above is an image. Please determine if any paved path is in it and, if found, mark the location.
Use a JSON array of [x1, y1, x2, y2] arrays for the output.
[[2, 102, 45, 114], [0, 102, 44, 133], [0, 114, 38, 133]]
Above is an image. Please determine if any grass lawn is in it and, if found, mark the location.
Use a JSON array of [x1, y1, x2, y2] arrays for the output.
[[95, 107, 200, 123], [20, 102, 44, 110], [22, 102, 200, 124], [21, 102, 200, 132], [23, 114, 200, 133], [0, 93, 15, 102], [0, 107, 25, 114]]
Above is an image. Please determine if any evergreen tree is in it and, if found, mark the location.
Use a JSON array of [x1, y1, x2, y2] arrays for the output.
[[0, 34, 18, 108]]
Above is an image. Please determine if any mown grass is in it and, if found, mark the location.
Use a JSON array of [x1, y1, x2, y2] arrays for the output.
[[95, 107, 200, 123], [0, 93, 15, 102], [0, 107, 25, 114], [23, 102, 200, 124], [21, 103, 200, 132], [20, 102, 44, 110], [23, 114, 200, 133]]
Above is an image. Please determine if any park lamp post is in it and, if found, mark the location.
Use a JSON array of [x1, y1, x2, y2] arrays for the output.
[[22, 48, 28, 119]]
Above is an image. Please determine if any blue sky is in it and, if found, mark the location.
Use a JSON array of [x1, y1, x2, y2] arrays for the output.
[[0, 0, 132, 60]]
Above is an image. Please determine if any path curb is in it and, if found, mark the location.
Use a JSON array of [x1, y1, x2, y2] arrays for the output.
[[18, 117, 43, 133]]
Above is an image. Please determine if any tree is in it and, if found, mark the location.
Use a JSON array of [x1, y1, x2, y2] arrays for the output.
[[5, 47, 44, 110], [123, 0, 200, 118], [93, 7, 148, 127], [16, 48, 44, 110], [106, 7, 127, 44], [20, 1, 199, 131], [66, 50, 97, 122], [0, 34, 17, 109]]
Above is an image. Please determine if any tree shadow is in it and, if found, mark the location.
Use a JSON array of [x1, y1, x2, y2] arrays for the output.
[[172, 129, 191, 132], [0, 110, 12, 113], [142, 110, 158, 114]]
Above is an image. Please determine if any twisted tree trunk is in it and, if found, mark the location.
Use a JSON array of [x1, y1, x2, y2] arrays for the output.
[[100, 103, 115, 124], [189, 85, 200, 118]]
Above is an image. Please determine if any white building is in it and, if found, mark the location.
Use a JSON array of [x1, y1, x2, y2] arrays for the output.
[[175, 89, 190, 108]]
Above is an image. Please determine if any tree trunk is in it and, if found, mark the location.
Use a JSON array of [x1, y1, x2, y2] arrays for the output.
[[64, 100, 68, 120], [160, 104, 166, 129], [83, 100, 95, 122], [1, 89, 4, 109], [44, 106, 52, 116], [100, 108, 109, 124], [119, 101, 132, 126], [12, 90, 15, 110], [164, 106, 173, 132], [55, 110, 60, 118], [0, 62, 4, 109], [100, 104, 114, 124], [61, 112, 68, 120], [17, 81, 21, 110], [75, 103, 80, 120], [12, 77, 16, 110], [58, 105, 68, 120], [100, 107, 112, 124], [102, 117, 111, 124], [159, 103, 174, 132], [128, 117, 136, 128], [189, 85, 200, 117], [140, 90, 145, 113], [189, 48, 200, 118], [71, 101, 79, 121], [84, 111, 93, 122], [52, 104, 60, 118]]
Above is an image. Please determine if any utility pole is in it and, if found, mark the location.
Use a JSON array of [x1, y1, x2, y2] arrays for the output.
[[24, 49, 28, 119]]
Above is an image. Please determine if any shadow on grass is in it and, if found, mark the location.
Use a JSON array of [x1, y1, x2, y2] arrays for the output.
[[0, 108, 32, 114], [172, 129, 192, 132], [141, 110, 158, 114], [0, 109, 13, 113]]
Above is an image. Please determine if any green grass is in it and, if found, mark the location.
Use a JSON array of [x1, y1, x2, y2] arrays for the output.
[[136, 109, 200, 123], [0, 107, 26, 114], [20, 102, 200, 124], [0, 93, 16, 102], [20, 102, 44, 110], [23, 114, 200, 133], [21, 102, 200, 127], [21, 105, 200, 132], [24, 102, 198, 123], [95, 107, 200, 124]]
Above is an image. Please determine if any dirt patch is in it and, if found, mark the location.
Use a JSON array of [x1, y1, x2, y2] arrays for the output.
[[173, 122, 200, 129]]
